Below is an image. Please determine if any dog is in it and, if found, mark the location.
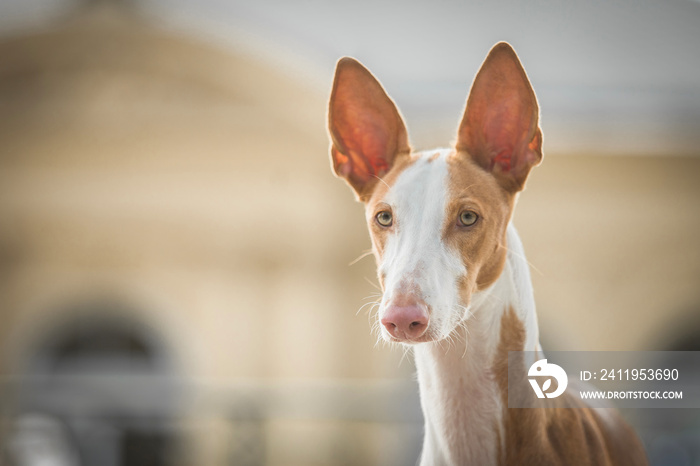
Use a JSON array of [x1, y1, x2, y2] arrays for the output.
[[327, 42, 648, 465]]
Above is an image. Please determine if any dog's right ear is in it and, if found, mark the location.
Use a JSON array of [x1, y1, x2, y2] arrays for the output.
[[328, 57, 410, 202]]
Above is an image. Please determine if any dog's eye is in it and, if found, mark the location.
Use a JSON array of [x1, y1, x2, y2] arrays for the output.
[[376, 211, 393, 227], [458, 210, 478, 227]]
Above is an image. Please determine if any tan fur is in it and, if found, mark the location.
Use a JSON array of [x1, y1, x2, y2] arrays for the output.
[[494, 309, 648, 465], [444, 151, 513, 294], [427, 151, 442, 162]]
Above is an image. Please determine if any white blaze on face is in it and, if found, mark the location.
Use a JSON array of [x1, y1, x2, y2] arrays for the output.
[[378, 150, 468, 339]]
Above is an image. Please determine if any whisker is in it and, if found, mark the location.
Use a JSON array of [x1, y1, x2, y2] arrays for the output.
[[356, 300, 379, 316], [368, 303, 381, 327], [459, 320, 471, 359], [481, 290, 506, 307], [349, 250, 374, 266], [457, 183, 478, 194], [498, 242, 543, 276], [363, 277, 382, 291], [398, 345, 412, 367], [372, 174, 391, 189]]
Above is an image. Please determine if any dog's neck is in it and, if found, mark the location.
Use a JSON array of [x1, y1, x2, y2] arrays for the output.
[[412, 224, 540, 465]]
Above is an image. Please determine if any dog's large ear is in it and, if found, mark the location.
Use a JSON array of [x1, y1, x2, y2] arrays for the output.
[[456, 42, 542, 193], [328, 57, 410, 202]]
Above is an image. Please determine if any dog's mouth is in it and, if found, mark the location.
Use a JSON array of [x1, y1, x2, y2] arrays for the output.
[[384, 333, 436, 345], [381, 324, 451, 345]]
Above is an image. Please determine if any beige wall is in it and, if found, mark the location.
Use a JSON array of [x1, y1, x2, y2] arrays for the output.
[[0, 9, 413, 465], [516, 155, 700, 351]]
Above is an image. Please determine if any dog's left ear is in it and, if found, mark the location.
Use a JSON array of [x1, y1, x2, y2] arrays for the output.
[[456, 42, 543, 193]]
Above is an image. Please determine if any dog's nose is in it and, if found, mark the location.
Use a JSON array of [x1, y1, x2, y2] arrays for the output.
[[381, 304, 429, 340]]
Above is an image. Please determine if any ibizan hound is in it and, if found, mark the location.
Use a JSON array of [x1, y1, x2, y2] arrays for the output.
[[328, 43, 648, 465]]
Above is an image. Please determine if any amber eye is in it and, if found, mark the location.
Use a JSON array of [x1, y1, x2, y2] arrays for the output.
[[458, 210, 478, 227], [376, 211, 393, 227]]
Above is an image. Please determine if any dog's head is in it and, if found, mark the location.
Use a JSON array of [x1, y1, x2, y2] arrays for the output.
[[328, 43, 542, 344]]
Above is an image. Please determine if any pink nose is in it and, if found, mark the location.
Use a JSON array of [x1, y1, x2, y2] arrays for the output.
[[381, 304, 429, 340]]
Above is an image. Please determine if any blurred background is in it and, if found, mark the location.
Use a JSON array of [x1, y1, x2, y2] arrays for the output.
[[0, 0, 698, 465]]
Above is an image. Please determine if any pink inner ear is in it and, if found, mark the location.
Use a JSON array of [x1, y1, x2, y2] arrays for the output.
[[482, 93, 534, 170], [353, 124, 391, 176], [333, 114, 392, 183], [457, 44, 542, 190], [493, 149, 513, 172]]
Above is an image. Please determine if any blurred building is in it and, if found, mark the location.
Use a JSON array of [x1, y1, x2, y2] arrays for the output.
[[0, 2, 698, 466], [0, 4, 422, 465]]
